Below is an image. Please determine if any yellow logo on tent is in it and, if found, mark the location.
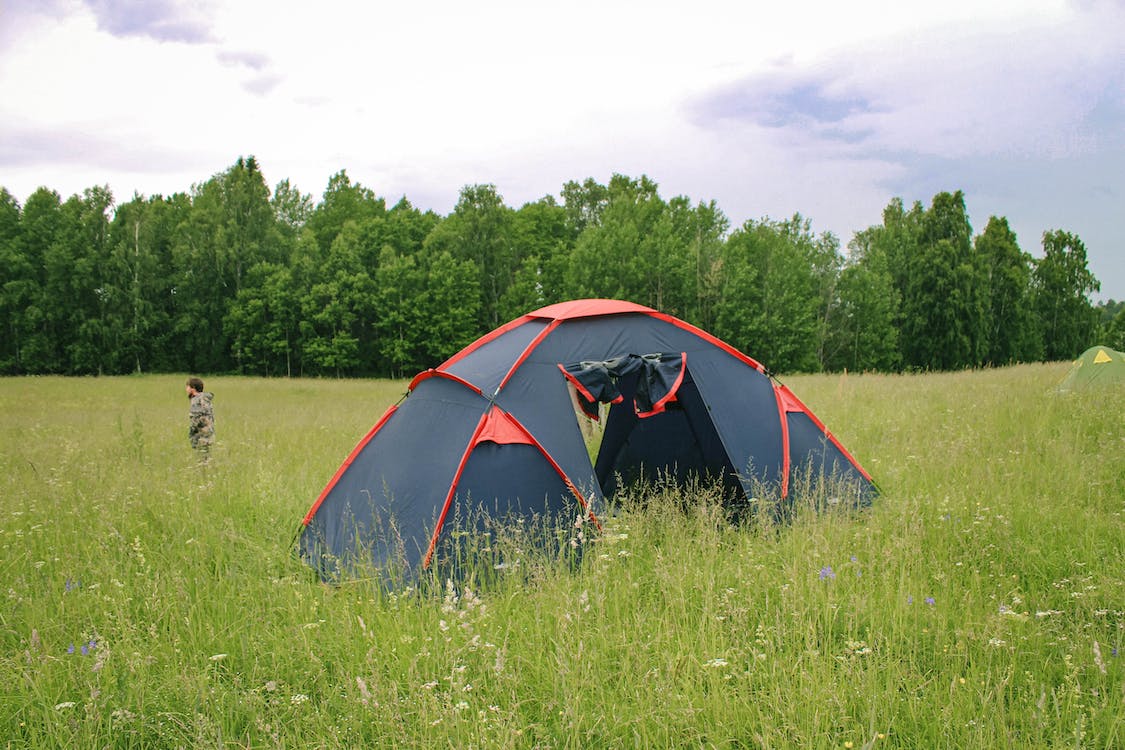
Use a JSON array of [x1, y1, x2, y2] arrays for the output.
[[1094, 349, 1112, 364]]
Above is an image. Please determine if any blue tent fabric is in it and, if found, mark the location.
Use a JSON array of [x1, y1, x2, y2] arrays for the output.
[[299, 299, 876, 580]]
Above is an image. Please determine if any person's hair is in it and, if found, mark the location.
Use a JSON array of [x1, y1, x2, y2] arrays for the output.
[[187, 377, 205, 392]]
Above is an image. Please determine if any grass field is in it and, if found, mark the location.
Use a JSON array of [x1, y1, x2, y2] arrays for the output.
[[1, 366, 1122, 748]]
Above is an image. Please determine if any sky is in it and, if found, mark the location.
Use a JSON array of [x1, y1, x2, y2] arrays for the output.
[[2, 0, 1123, 300]]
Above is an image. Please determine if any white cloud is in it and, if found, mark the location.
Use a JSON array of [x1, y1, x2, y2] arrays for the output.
[[82, 0, 216, 43]]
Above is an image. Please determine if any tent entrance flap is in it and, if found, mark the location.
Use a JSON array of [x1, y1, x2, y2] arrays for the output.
[[559, 354, 739, 499], [560, 352, 686, 418]]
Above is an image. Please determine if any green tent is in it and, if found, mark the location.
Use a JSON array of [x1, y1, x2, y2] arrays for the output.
[[1057, 345, 1125, 391]]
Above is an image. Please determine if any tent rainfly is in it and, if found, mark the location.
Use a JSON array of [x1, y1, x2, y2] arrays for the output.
[[299, 299, 876, 579], [1057, 345, 1125, 391]]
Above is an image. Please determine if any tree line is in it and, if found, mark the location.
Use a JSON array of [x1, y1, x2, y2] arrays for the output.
[[1, 156, 1119, 378]]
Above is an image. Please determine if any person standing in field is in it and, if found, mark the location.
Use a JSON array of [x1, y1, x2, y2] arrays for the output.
[[186, 377, 215, 462]]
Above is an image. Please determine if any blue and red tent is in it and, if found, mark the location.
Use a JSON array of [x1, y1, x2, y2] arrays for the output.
[[299, 299, 875, 579]]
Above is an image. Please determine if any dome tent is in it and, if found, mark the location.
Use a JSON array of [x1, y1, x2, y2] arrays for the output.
[[1057, 345, 1125, 391], [298, 299, 876, 580]]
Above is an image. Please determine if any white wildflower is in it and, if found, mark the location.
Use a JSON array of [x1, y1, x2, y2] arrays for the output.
[[110, 708, 136, 723], [442, 580, 459, 612], [356, 676, 373, 705], [1093, 641, 1107, 675]]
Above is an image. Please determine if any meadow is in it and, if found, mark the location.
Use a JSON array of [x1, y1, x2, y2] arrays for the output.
[[1, 366, 1122, 748]]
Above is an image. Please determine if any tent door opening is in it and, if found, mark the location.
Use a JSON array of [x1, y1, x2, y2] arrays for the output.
[[559, 352, 741, 502], [594, 367, 740, 500]]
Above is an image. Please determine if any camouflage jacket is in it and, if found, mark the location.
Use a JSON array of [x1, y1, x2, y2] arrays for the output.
[[189, 391, 215, 448]]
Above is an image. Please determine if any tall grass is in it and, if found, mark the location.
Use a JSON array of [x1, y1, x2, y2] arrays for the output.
[[1, 367, 1121, 748]]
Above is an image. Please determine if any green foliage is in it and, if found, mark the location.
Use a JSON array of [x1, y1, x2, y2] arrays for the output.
[[415, 249, 482, 365], [0, 187, 25, 371], [271, 178, 313, 242], [106, 194, 181, 373], [560, 176, 610, 235], [900, 191, 987, 370], [8, 188, 63, 372], [0, 160, 1109, 378], [496, 196, 572, 320], [1, 370, 1121, 747], [224, 262, 301, 376], [306, 170, 386, 254], [171, 159, 280, 373], [976, 216, 1039, 364], [1098, 302, 1125, 350], [713, 214, 837, 372], [564, 174, 677, 311], [1097, 298, 1125, 325], [424, 184, 516, 331], [372, 245, 424, 376], [823, 233, 901, 372], [1032, 230, 1101, 361]]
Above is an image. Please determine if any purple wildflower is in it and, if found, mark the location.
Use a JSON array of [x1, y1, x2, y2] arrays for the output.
[[819, 566, 835, 580], [67, 643, 75, 654], [925, 597, 935, 606], [907, 596, 913, 605], [80, 644, 89, 656]]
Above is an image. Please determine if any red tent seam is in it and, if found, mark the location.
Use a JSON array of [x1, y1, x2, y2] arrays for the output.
[[438, 314, 535, 371], [557, 363, 598, 404], [636, 352, 688, 418], [422, 411, 490, 569], [648, 312, 766, 373], [773, 384, 791, 498], [494, 319, 562, 393], [302, 404, 399, 526], [408, 368, 484, 395], [421, 407, 602, 569], [775, 384, 874, 483]]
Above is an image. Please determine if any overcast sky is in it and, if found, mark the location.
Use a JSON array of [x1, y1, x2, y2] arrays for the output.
[[2, 0, 1122, 299]]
